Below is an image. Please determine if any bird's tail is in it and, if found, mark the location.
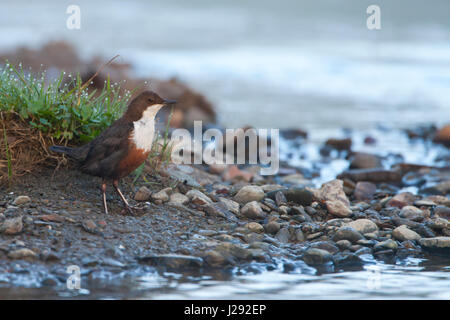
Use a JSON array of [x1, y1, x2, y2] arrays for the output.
[[49, 145, 83, 160]]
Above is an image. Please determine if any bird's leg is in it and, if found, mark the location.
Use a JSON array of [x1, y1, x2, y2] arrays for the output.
[[101, 179, 109, 214], [112, 179, 135, 215]]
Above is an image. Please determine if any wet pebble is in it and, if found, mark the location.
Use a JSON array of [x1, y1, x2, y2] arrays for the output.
[[234, 186, 265, 204], [240, 201, 266, 220]]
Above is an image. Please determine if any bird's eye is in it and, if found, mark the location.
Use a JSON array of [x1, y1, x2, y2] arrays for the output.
[[148, 98, 153, 103]]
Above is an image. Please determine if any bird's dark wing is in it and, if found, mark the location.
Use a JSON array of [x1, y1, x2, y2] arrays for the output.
[[80, 119, 134, 178]]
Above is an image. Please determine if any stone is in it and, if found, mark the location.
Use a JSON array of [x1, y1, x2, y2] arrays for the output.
[[386, 192, 415, 208], [218, 198, 240, 215], [336, 240, 352, 250], [325, 138, 352, 151], [134, 186, 152, 201], [203, 250, 227, 267], [392, 225, 421, 241], [264, 221, 281, 235], [241, 201, 266, 219], [326, 200, 352, 217], [347, 219, 378, 234], [275, 227, 291, 243], [353, 182, 377, 201], [137, 254, 203, 268], [8, 248, 37, 260], [349, 152, 382, 169], [399, 206, 426, 219], [333, 226, 364, 243], [168, 193, 189, 206], [338, 169, 402, 183], [303, 248, 332, 265], [214, 243, 252, 261], [432, 124, 450, 147], [266, 188, 313, 206], [317, 180, 350, 206], [281, 174, 310, 186], [234, 186, 265, 204], [374, 239, 398, 251], [0, 216, 23, 235], [435, 206, 450, 220], [203, 202, 237, 221], [245, 222, 264, 233], [419, 237, 450, 254], [186, 189, 212, 205], [13, 196, 31, 205], [151, 188, 171, 203]]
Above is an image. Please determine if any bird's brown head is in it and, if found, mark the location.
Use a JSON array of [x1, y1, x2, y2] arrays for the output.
[[124, 90, 176, 122]]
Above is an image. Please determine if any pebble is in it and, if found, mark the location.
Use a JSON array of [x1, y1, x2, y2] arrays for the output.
[[203, 250, 227, 266], [386, 192, 415, 209], [218, 198, 240, 215], [419, 237, 450, 254], [275, 227, 290, 243], [137, 254, 203, 268], [240, 201, 266, 219], [392, 225, 421, 241], [374, 239, 398, 251], [234, 185, 265, 204], [8, 248, 37, 260], [399, 206, 427, 219], [151, 188, 172, 203], [264, 221, 281, 235], [0, 216, 23, 235], [245, 222, 264, 233], [303, 248, 332, 265], [333, 226, 364, 243], [353, 182, 377, 201], [168, 193, 189, 206], [326, 200, 352, 217], [134, 186, 152, 201], [349, 152, 382, 169], [13, 196, 31, 205], [346, 219, 378, 234], [186, 189, 212, 205], [336, 240, 352, 250]]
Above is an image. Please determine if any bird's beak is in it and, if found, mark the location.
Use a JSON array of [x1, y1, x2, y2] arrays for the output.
[[163, 99, 177, 106]]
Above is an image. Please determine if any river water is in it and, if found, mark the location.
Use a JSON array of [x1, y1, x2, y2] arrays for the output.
[[0, 0, 449, 299]]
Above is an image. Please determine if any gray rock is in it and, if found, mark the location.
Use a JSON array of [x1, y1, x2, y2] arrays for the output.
[[264, 221, 281, 235], [275, 227, 291, 243], [354, 182, 377, 201], [419, 237, 450, 254], [333, 226, 364, 243], [186, 189, 212, 205], [0, 216, 23, 235], [151, 188, 171, 203], [399, 206, 426, 219], [336, 240, 352, 250], [245, 222, 264, 233], [374, 239, 398, 251], [168, 193, 189, 206], [137, 254, 203, 268], [234, 186, 265, 204], [203, 202, 237, 221], [392, 225, 421, 241], [241, 201, 266, 219], [303, 248, 332, 265], [134, 186, 152, 201], [326, 200, 352, 217], [218, 198, 239, 214], [8, 248, 37, 260], [347, 219, 378, 234], [13, 196, 31, 205]]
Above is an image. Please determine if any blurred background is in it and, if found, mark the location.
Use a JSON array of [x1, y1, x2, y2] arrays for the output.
[[0, 0, 449, 136]]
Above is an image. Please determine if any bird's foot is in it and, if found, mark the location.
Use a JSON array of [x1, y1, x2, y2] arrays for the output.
[[120, 204, 145, 216]]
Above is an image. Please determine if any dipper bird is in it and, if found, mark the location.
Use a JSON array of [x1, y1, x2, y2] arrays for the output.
[[50, 90, 176, 215]]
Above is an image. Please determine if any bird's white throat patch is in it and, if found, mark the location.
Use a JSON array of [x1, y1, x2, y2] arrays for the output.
[[131, 105, 163, 151]]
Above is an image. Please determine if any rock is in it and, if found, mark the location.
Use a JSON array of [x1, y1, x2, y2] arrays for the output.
[[261, 184, 285, 193], [326, 200, 352, 217], [214, 243, 252, 261], [13, 196, 31, 205], [399, 206, 426, 219], [203, 202, 237, 221], [151, 188, 171, 203], [275, 227, 291, 243], [281, 174, 310, 186], [203, 250, 227, 267], [419, 237, 450, 254], [81, 219, 101, 235], [386, 192, 415, 209], [218, 198, 240, 215], [0, 216, 23, 235], [333, 226, 364, 243], [303, 248, 332, 265], [266, 188, 313, 206], [422, 180, 450, 195], [353, 182, 377, 201], [168, 193, 189, 206], [392, 225, 421, 241], [338, 169, 402, 183], [234, 186, 265, 204], [374, 239, 398, 251], [347, 219, 378, 234], [427, 217, 449, 230], [134, 186, 152, 201], [240, 201, 266, 219], [316, 180, 350, 206], [186, 189, 212, 205], [435, 206, 450, 220], [325, 138, 352, 151], [264, 221, 281, 235], [432, 124, 450, 147], [137, 254, 203, 268], [8, 248, 37, 260], [349, 152, 382, 169], [245, 222, 264, 233], [336, 240, 352, 250], [222, 165, 253, 182], [309, 241, 339, 254]]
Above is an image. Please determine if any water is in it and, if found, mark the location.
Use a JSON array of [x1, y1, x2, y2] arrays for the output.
[[0, 0, 449, 299]]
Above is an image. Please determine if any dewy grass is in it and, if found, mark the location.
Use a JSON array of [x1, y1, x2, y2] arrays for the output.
[[0, 62, 132, 145]]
